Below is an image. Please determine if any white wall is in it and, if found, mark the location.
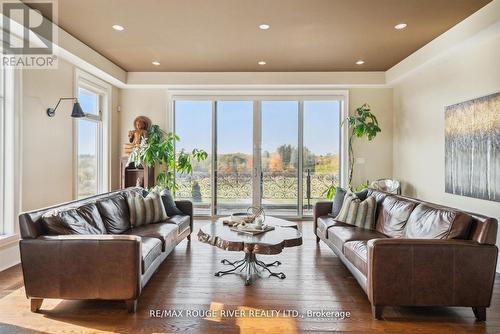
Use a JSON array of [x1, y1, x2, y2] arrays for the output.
[[392, 31, 500, 270], [22, 60, 75, 210], [349, 88, 393, 186], [118, 89, 168, 158], [22, 60, 122, 210]]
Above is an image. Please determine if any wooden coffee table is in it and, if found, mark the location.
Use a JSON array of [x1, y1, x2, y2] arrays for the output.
[[198, 216, 302, 285]]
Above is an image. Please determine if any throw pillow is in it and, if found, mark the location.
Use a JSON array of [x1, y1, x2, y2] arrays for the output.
[[335, 192, 358, 222], [330, 187, 347, 218], [335, 193, 377, 229], [160, 188, 184, 216], [330, 187, 369, 217], [127, 191, 168, 227], [42, 203, 105, 235], [355, 188, 369, 201]]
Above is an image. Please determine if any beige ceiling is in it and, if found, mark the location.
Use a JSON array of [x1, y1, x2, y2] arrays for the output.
[[29, 0, 491, 72]]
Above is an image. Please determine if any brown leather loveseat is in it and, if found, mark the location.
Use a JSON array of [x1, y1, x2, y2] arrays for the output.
[[314, 189, 498, 320], [18, 188, 192, 313]]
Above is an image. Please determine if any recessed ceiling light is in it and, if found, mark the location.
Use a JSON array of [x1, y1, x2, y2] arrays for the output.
[[258, 60, 266, 65], [356, 60, 365, 65], [394, 23, 407, 30], [112, 24, 124, 31], [259, 24, 270, 30], [152, 61, 160, 66]]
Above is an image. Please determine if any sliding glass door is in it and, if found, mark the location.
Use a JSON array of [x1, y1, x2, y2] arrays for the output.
[[216, 101, 254, 215], [174, 101, 212, 215], [260, 101, 299, 216], [302, 101, 341, 215], [174, 96, 343, 217]]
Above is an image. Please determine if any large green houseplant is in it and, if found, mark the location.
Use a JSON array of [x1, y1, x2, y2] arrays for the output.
[[128, 124, 208, 194], [324, 103, 381, 199]]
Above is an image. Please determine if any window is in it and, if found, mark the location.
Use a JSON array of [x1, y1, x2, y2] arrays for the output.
[[0, 66, 20, 236], [74, 71, 111, 199], [0, 66, 5, 234], [173, 92, 347, 218]]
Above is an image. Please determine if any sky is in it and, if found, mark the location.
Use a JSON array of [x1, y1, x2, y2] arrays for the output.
[[77, 97, 341, 159], [175, 100, 340, 156], [77, 88, 98, 156]]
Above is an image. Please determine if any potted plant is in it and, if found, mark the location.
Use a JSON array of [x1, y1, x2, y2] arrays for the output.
[[128, 124, 208, 194], [324, 103, 381, 199]]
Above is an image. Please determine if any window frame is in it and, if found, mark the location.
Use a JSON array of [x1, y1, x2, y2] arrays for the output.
[[0, 66, 22, 239], [0, 66, 5, 235], [73, 69, 112, 199], [169, 89, 349, 219]]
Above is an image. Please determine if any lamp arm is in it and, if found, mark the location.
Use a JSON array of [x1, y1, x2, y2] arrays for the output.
[[47, 97, 77, 117], [52, 97, 77, 112]]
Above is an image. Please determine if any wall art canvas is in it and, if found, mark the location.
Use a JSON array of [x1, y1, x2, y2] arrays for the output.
[[445, 92, 500, 202]]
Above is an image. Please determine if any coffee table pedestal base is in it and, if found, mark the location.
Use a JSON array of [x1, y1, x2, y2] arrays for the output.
[[215, 253, 285, 286]]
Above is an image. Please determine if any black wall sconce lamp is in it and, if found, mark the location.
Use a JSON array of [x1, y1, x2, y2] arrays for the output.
[[47, 98, 85, 118]]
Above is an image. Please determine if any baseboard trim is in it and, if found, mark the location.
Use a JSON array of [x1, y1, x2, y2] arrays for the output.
[[0, 242, 20, 272]]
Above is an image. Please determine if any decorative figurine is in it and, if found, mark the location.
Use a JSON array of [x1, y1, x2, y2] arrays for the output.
[[128, 116, 151, 148], [124, 116, 151, 155]]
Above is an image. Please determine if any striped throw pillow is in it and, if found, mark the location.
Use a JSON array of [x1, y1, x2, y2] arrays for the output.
[[127, 191, 168, 227], [335, 192, 377, 229]]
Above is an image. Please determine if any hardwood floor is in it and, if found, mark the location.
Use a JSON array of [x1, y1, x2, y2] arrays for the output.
[[0, 220, 499, 333]]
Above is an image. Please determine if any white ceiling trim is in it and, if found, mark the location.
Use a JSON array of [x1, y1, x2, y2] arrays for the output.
[[124, 71, 387, 89]]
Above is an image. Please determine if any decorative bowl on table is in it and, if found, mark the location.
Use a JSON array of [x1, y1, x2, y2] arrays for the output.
[[230, 212, 253, 224]]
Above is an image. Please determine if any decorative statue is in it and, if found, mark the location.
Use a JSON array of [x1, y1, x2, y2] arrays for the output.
[[128, 116, 151, 148], [124, 116, 151, 155]]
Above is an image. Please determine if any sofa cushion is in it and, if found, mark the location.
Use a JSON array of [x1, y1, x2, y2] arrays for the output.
[[316, 216, 349, 239], [367, 189, 389, 221], [405, 203, 472, 240], [343, 240, 368, 276], [375, 196, 418, 238], [42, 203, 105, 235], [128, 222, 178, 251], [127, 191, 168, 227], [96, 195, 130, 234], [165, 215, 190, 234], [140, 237, 162, 274], [77, 203, 107, 233], [327, 225, 388, 252]]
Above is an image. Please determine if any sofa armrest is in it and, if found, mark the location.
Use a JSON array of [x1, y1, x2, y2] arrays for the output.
[[367, 238, 498, 307], [175, 200, 193, 230], [313, 201, 333, 234], [20, 235, 142, 300]]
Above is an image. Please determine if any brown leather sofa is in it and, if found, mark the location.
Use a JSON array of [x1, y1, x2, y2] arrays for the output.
[[314, 189, 498, 320], [18, 188, 193, 313]]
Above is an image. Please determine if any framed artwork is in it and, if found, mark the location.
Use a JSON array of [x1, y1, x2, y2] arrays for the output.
[[445, 92, 500, 202]]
